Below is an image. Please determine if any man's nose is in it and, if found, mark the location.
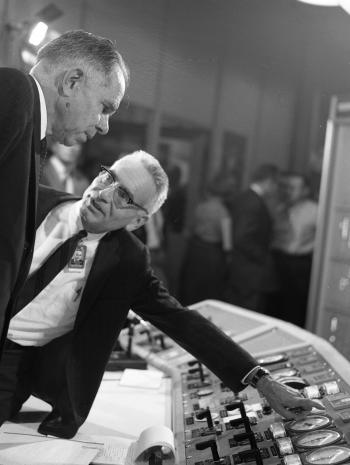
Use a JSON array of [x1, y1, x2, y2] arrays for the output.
[[98, 185, 114, 202], [96, 114, 109, 135]]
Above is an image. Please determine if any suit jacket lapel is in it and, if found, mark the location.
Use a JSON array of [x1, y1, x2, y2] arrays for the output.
[[74, 232, 121, 329]]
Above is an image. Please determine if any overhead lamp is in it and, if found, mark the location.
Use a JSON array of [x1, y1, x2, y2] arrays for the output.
[[339, 0, 350, 13], [297, 0, 350, 15], [297, 0, 338, 4], [12, 4, 62, 69], [297, 0, 338, 5], [28, 22, 49, 46], [27, 3, 63, 47]]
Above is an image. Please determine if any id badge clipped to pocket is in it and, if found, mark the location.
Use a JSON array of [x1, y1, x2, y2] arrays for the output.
[[68, 244, 87, 272]]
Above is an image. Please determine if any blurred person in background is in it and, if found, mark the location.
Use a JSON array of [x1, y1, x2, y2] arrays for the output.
[[163, 165, 188, 296], [270, 173, 318, 327], [41, 142, 90, 196], [225, 164, 279, 313], [180, 172, 235, 305], [0, 29, 128, 354]]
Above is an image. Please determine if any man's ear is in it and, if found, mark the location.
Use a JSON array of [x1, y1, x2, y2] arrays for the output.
[[125, 215, 148, 232], [58, 68, 84, 97]]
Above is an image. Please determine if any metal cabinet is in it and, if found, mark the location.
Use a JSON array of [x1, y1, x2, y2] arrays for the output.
[[308, 96, 350, 359]]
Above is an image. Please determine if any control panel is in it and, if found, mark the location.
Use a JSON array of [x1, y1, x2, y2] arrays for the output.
[[119, 300, 350, 465], [175, 346, 350, 465]]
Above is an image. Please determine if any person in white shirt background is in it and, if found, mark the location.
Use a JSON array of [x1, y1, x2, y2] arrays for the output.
[[41, 142, 90, 196], [270, 173, 318, 327]]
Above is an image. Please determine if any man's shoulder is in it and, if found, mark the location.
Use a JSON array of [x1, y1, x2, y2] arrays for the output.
[[234, 189, 262, 210], [37, 185, 79, 225], [0, 67, 31, 91], [38, 184, 78, 202]]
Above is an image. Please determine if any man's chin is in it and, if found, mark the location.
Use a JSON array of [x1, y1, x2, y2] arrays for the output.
[[84, 222, 106, 234]]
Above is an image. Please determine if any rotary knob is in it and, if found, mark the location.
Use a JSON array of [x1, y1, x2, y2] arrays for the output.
[[303, 385, 321, 399], [276, 437, 294, 456], [269, 421, 286, 439], [282, 454, 302, 465], [320, 380, 340, 396]]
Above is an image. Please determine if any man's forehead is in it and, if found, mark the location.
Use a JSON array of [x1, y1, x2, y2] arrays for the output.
[[109, 65, 126, 102], [110, 158, 157, 204], [97, 65, 125, 111]]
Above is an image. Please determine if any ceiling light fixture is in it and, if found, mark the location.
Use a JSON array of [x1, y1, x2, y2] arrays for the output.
[[297, 0, 339, 5], [297, 0, 350, 16]]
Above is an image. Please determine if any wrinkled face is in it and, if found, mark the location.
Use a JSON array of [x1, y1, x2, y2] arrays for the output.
[[51, 64, 126, 146], [80, 157, 158, 233]]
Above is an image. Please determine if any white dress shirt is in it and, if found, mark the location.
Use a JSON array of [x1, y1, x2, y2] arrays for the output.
[[29, 73, 47, 140], [8, 201, 105, 346]]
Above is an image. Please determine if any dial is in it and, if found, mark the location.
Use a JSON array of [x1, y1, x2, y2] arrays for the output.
[[295, 429, 341, 449], [257, 353, 287, 365], [304, 445, 350, 464], [288, 415, 331, 433]]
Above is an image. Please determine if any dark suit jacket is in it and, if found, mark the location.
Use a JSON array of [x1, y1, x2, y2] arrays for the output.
[[29, 186, 257, 433], [0, 68, 41, 347], [229, 189, 277, 293]]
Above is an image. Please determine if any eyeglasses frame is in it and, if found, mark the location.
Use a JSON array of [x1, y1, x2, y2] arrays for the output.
[[98, 165, 149, 215]]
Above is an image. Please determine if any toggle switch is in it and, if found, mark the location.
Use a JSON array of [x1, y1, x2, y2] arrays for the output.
[[233, 432, 257, 449], [196, 408, 214, 429], [139, 328, 152, 343], [229, 417, 251, 431], [188, 366, 205, 383], [238, 448, 263, 465], [225, 401, 247, 419], [188, 360, 206, 382], [153, 333, 166, 350], [195, 439, 220, 462]]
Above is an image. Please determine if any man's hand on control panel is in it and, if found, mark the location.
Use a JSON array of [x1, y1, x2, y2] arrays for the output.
[[256, 375, 325, 420]]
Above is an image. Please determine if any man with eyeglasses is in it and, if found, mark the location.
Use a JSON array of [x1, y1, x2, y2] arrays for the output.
[[0, 151, 323, 439]]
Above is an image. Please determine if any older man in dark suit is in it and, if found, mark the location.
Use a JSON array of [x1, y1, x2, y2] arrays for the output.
[[0, 152, 322, 439], [0, 30, 129, 355]]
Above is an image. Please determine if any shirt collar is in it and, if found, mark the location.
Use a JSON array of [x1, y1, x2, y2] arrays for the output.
[[250, 183, 264, 197], [50, 156, 68, 182], [30, 73, 47, 140]]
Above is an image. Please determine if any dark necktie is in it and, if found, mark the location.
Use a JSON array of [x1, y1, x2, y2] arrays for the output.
[[39, 137, 48, 181], [40, 137, 47, 157], [15, 230, 87, 312]]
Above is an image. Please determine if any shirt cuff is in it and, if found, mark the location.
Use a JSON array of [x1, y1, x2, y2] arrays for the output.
[[241, 365, 260, 385]]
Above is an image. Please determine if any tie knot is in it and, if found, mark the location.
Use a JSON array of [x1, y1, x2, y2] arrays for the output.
[[40, 138, 47, 157], [78, 230, 87, 239]]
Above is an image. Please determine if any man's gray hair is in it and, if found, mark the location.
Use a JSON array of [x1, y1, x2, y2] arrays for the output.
[[36, 30, 129, 87], [121, 150, 169, 215]]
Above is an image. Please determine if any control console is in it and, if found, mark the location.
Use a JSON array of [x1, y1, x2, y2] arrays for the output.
[[120, 300, 350, 465]]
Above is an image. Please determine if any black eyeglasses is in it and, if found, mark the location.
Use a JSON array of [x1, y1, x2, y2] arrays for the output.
[[98, 165, 149, 214]]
